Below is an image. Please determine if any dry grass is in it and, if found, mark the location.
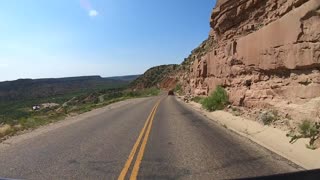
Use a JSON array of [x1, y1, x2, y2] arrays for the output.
[[0, 124, 12, 137]]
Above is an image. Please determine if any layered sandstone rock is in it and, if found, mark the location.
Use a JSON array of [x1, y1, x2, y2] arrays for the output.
[[183, 0, 320, 121]]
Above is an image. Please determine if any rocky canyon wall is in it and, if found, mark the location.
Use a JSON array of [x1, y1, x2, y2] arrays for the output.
[[187, 0, 320, 110]]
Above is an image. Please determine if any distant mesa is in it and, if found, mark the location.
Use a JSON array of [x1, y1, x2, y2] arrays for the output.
[[0, 75, 140, 101]]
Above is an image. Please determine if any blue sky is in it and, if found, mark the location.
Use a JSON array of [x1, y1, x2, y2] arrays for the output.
[[0, 0, 216, 81]]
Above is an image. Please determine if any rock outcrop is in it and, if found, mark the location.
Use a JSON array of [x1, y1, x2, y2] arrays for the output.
[[185, 0, 320, 112]]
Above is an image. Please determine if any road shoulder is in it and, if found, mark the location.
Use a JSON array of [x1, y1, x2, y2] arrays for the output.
[[176, 97, 320, 170]]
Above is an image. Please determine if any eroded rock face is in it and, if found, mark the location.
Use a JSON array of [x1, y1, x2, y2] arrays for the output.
[[186, 0, 320, 111]]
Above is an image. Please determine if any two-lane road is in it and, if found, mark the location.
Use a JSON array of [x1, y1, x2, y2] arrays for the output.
[[0, 96, 300, 179]]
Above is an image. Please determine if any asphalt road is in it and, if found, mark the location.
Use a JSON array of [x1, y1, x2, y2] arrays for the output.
[[0, 96, 301, 179]]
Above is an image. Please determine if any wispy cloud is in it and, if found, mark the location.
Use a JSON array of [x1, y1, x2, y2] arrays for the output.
[[80, 0, 99, 17]]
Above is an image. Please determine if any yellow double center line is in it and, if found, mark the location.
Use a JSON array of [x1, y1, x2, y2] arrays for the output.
[[118, 99, 161, 180]]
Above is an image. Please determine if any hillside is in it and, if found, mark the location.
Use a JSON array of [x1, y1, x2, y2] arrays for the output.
[[130, 65, 179, 89], [107, 75, 141, 82], [0, 75, 139, 101], [129, 37, 216, 92]]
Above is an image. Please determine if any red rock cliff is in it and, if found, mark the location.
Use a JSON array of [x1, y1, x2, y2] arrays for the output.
[[186, 0, 320, 108]]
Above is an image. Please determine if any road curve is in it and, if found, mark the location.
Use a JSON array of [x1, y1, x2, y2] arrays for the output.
[[0, 96, 301, 179]]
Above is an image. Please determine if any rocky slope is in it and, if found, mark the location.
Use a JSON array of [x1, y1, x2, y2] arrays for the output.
[[130, 64, 179, 89]]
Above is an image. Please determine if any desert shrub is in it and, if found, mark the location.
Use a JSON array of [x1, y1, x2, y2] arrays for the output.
[[142, 88, 160, 96], [0, 124, 12, 137], [125, 91, 141, 97], [174, 84, 182, 93], [124, 88, 160, 98], [261, 113, 274, 125], [259, 110, 278, 125], [191, 96, 204, 103], [299, 120, 320, 147], [201, 86, 229, 112], [231, 107, 241, 116], [299, 120, 311, 135], [287, 120, 320, 149], [258, 109, 280, 125]]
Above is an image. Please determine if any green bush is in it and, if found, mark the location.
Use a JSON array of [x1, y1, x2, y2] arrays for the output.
[[201, 86, 229, 112], [20, 117, 45, 129], [142, 88, 160, 96], [174, 84, 182, 93]]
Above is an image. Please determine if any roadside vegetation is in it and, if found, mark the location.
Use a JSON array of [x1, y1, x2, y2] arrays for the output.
[[287, 120, 320, 149], [191, 96, 205, 103], [174, 83, 182, 94], [258, 110, 280, 125], [200, 86, 229, 112], [0, 87, 160, 140], [230, 106, 241, 116]]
